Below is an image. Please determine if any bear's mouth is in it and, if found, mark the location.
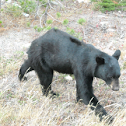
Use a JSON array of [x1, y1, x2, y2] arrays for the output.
[[108, 79, 119, 91], [110, 84, 119, 91]]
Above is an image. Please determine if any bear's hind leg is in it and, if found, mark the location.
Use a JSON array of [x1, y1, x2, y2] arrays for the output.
[[36, 68, 54, 96]]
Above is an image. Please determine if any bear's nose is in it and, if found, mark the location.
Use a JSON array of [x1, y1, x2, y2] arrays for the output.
[[112, 87, 119, 91], [110, 79, 119, 91]]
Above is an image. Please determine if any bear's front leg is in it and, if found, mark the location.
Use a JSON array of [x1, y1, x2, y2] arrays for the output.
[[75, 73, 112, 123]]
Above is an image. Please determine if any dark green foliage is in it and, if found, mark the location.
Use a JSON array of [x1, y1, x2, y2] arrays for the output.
[[92, 0, 126, 12], [100, 0, 116, 12]]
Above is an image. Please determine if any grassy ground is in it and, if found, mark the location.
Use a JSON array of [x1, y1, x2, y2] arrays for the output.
[[0, 71, 126, 126], [0, 1, 126, 126]]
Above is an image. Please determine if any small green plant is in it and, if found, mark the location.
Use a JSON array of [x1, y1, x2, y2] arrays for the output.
[[1, 8, 4, 11], [46, 26, 52, 30], [56, 12, 61, 18], [66, 27, 75, 35], [34, 26, 43, 32], [78, 18, 86, 25], [34, 25, 38, 30], [46, 20, 53, 24], [70, 29, 75, 35], [63, 19, 69, 25], [0, 20, 3, 27], [26, 22, 30, 27], [37, 27, 43, 32], [66, 27, 83, 40]]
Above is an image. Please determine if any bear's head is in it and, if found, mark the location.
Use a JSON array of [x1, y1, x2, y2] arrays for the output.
[[94, 50, 121, 91]]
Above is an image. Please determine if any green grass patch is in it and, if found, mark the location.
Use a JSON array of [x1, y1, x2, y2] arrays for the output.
[[77, 18, 86, 25], [63, 19, 69, 25], [56, 12, 61, 18], [46, 20, 53, 24]]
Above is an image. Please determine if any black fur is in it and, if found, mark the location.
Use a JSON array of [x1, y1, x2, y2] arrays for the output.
[[19, 28, 121, 123]]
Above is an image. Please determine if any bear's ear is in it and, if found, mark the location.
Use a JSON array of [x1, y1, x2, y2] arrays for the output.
[[96, 57, 105, 65], [112, 50, 121, 60]]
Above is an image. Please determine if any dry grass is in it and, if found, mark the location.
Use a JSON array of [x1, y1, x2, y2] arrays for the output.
[[0, 68, 126, 126], [0, 51, 24, 78]]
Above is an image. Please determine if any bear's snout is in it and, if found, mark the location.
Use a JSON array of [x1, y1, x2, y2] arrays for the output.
[[110, 79, 119, 91], [112, 86, 119, 91]]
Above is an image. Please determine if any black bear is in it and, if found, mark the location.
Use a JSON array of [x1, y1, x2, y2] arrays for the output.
[[19, 28, 121, 123]]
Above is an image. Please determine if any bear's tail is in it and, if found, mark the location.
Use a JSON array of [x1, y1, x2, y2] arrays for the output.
[[18, 60, 33, 81]]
